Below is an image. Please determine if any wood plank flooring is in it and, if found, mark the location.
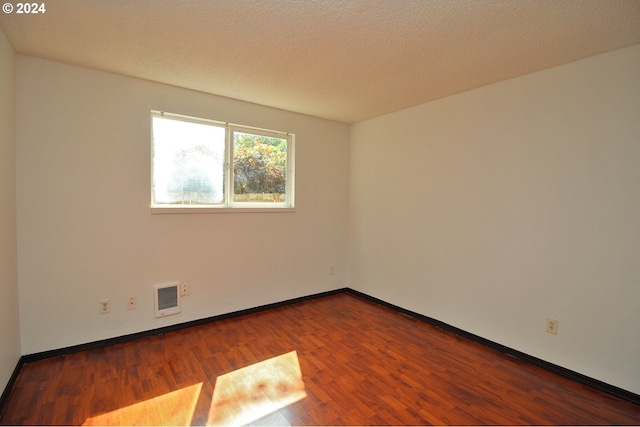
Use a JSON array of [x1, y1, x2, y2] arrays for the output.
[[1, 293, 639, 425]]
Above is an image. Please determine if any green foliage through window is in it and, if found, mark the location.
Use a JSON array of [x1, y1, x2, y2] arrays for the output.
[[233, 132, 287, 198]]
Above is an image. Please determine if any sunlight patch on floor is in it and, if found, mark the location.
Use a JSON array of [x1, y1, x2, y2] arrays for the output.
[[82, 382, 202, 426], [207, 351, 306, 426]]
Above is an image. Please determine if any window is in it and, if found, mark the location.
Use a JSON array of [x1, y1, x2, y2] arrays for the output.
[[151, 111, 294, 212]]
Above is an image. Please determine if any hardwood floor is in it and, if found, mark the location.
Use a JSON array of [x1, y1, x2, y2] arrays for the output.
[[1, 293, 639, 425]]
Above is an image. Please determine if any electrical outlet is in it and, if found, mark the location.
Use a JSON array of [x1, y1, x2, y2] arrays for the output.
[[99, 299, 111, 314], [546, 317, 559, 335], [330, 266, 335, 276], [127, 296, 136, 310], [180, 283, 189, 297]]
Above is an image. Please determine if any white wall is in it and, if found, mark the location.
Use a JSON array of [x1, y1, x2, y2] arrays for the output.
[[0, 30, 21, 392], [16, 56, 349, 355], [349, 44, 640, 394]]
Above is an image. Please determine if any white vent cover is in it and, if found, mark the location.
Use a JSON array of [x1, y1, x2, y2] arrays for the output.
[[154, 281, 181, 318]]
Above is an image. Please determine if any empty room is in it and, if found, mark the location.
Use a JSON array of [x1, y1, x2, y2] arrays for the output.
[[1, 1, 639, 425]]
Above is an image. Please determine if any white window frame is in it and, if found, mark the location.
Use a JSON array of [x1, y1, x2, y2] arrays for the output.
[[151, 111, 295, 213]]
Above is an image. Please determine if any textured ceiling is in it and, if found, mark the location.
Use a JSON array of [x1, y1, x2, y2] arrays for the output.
[[1, 0, 639, 123]]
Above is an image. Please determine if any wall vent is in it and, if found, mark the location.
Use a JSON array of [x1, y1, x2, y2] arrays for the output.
[[154, 281, 181, 318]]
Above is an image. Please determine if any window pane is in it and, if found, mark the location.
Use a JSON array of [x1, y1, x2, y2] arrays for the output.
[[153, 116, 225, 205], [233, 131, 287, 203]]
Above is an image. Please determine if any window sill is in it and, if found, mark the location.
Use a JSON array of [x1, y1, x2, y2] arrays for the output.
[[151, 205, 296, 214]]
